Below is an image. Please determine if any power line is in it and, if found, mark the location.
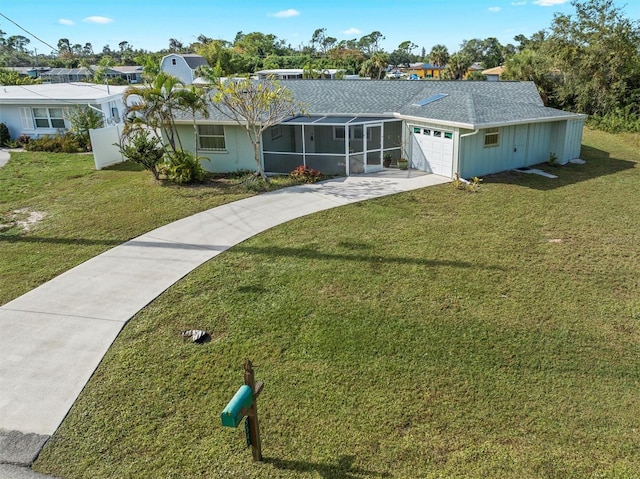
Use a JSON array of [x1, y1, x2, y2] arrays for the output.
[[0, 11, 59, 53]]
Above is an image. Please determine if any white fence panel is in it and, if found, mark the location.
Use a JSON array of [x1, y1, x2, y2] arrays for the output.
[[90, 125, 124, 170]]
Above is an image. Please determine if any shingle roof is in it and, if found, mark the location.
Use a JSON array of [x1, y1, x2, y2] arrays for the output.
[[188, 80, 582, 128]]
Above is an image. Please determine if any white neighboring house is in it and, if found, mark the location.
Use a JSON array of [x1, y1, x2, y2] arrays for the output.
[[160, 54, 210, 85], [0, 83, 128, 140]]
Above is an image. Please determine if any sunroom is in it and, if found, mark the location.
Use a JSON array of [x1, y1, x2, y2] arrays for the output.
[[262, 116, 405, 176]]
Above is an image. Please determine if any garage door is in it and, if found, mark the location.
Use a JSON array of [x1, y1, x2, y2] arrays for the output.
[[411, 127, 454, 177]]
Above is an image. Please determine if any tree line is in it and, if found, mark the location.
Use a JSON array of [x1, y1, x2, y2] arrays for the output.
[[2, 0, 640, 123]]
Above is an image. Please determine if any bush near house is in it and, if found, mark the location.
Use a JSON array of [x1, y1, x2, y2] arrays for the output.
[[23, 133, 84, 153]]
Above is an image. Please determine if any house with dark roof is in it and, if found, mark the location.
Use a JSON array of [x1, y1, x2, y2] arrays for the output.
[[160, 54, 209, 85], [171, 80, 586, 179]]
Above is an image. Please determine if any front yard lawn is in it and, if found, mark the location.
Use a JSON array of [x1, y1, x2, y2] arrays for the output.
[[11, 130, 640, 477]]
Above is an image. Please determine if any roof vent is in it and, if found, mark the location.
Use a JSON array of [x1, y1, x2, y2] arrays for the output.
[[413, 93, 448, 106]]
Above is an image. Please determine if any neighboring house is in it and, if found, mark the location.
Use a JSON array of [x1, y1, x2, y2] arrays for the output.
[[255, 68, 354, 80], [482, 66, 506, 82], [160, 54, 209, 85], [172, 80, 586, 179], [30, 66, 143, 84], [407, 63, 446, 79], [0, 83, 128, 140]]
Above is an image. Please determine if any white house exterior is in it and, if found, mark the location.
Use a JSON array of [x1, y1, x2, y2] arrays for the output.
[[0, 83, 128, 140], [160, 54, 209, 85], [172, 80, 586, 180]]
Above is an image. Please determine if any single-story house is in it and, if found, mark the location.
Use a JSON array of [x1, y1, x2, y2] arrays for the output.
[[407, 63, 446, 79], [255, 69, 356, 80], [0, 83, 128, 140], [160, 54, 209, 85], [482, 66, 506, 82], [172, 80, 586, 179]]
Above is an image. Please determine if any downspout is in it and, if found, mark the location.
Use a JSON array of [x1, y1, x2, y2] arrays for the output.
[[86, 103, 107, 124], [458, 129, 480, 178]]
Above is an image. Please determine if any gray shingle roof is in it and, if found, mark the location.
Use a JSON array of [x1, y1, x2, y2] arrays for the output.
[[187, 80, 582, 127]]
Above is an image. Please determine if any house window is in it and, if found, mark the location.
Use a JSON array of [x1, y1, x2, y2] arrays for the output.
[[32, 108, 65, 129], [433, 130, 442, 138], [333, 126, 370, 141], [271, 125, 282, 141], [484, 127, 500, 147], [172, 58, 177, 65], [444, 132, 453, 139], [198, 125, 226, 151], [423, 129, 431, 135]]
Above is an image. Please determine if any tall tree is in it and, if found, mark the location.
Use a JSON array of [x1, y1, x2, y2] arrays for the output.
[[360, 51, 389, 79], [429, 44, 450, 67], [546, 0, 640, 115], [209, 78, 304, 181], [443, 52, 473, 80], [123, 72, 186, 153]]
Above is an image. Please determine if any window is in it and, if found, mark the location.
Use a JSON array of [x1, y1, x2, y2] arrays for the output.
[[444, 132, 453, 139], [333, 126, 371, 141], [270, 125, 282, 141], [423, 129, 431, 135], [198, 125, 226, 151], [484, 127, 500, 147], [172, 58, 177, 65], [32, 108, 65, 129], [433, 130, 442, 138]]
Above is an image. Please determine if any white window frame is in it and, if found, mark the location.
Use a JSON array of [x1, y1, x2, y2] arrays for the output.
[[198, 124, 226, 151], [270, 124, 282, 141], [484, 127, 500, 147], [32, 108, 66, 129]]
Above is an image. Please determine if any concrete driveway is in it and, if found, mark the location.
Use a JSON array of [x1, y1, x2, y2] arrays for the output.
[[0, 170, 449, 474]]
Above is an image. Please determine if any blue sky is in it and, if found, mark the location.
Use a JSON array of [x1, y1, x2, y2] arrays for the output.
[[2, 0, 640, 56]]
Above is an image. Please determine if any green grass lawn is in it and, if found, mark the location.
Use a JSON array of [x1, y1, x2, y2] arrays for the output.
[[0, 153, 259, 305], [8, 130, 640, 478]]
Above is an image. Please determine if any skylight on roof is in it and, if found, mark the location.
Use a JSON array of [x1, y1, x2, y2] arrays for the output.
[[413, 93, 448, 107]]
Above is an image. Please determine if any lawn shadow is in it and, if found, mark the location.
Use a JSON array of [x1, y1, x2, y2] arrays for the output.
[[0, 235, 122, 246], [103, 161, 145, 172], [264, 455, 392, 479], [234, 244, 505, 272], [482, 145, 636, 191]]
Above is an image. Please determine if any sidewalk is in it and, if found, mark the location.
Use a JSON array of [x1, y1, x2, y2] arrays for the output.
[[0, 170, 449, 475]]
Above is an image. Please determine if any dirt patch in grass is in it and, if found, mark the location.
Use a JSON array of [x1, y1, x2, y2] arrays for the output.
[[0, 208, 47, 232]]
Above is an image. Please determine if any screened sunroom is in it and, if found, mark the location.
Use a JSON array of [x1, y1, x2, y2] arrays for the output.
[[262, 116, 404, 176]]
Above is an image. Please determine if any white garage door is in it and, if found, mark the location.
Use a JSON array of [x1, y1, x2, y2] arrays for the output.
[[411, 127, 454, 177]]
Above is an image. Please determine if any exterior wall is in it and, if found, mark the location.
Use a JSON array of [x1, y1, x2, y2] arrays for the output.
[[406, 120, 460, 175], [175, 123, 257, 173], [160, 55, 194, 84], [458, 121, 583, 178], [0, 101, 125, 140]]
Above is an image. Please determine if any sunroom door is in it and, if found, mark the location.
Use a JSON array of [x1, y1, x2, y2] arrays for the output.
[[364, 124, 383, 173]]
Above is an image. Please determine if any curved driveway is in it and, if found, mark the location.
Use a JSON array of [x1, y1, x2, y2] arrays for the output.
[[0, 169, 449, 469]]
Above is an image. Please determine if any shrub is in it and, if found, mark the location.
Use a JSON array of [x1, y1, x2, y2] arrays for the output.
[[23, 133, 83, 153], [452, 173, 482, 192], [165, 150, 206, 184], [0, 123, 10, 147], [290, 165, 322, 183], [118, 130, 165, 180], [65, 106, 104, 150]]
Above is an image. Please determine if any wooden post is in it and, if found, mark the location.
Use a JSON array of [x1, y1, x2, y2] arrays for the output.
[[244, 359, 263, 461]]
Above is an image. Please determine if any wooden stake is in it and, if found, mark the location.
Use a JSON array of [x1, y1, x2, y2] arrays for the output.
[[244, 359, 263, 461]]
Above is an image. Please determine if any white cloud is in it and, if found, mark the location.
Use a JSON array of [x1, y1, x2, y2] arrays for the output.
[[533, 0, 569, 6], [269, 9, 300, 18], [82, 16, 114, 24], [58, 18, 74, 26], [511, 1, 527, 5], [488, 6, 501, 12], [342, 27, 362, 35]]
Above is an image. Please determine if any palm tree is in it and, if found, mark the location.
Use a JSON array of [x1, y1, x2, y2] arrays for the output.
[[360, 51, 389, 79], [176, 85, 209, 158], [429, 44, 450, 67], [123, 72, 186, 153], [443, 52, 472, 80]]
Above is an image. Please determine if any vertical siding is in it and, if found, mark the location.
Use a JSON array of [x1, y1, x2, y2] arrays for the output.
[[459, 123, 557, 178], [177, 124, 256, 173], [562, 119, 586, 161]]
